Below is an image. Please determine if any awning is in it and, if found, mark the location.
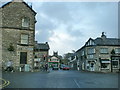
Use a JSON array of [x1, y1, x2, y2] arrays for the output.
[[48, 61, 59, 62]]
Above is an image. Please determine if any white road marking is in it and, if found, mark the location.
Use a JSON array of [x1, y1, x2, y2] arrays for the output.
[[73, 79, 81, 88]]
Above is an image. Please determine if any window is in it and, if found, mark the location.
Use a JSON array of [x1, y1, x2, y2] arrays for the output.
[[101, 59, 110, 69], [86, 40, 95, 46], [87, 48, 95, 54], [115, 48, 120, 54], [21, 34, 28, 44], [112, 60, 119, 68], [100, 48, 108, 54], [87, 55, 94, 59], [22, 17, 29, 28], [101, 63, 109, 68], [82, 51, 85, 56]]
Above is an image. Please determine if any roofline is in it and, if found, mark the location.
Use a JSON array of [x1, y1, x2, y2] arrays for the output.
[[76, 44, 120, 53], [1, 0, 37, 15]]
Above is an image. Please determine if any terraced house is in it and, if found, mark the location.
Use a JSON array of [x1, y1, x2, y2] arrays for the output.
[[1, 0, 36, 71], [76, 32, 120, 73], [34, 41, 50, 71]]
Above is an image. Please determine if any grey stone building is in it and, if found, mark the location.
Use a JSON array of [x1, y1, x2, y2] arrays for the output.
[[34, 41, 50, 71], [67, 53, 78, 70], [1, 0, 36, 71], [76, 32, 120, 72]]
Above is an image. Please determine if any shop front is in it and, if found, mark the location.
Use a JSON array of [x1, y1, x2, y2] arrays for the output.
[[111, 56, 120, 72], [86, 60, 96, 71], [48, 61, 59, 68], [100, 59, 111, 72]]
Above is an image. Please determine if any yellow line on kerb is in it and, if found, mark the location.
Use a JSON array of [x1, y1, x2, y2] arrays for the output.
[[0, 78, 10, 88]]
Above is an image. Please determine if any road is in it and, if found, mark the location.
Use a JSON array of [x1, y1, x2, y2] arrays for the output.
[[2, 70, 118, 88]]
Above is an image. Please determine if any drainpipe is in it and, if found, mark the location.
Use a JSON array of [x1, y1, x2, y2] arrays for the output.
[[111, 56, 113, 72]]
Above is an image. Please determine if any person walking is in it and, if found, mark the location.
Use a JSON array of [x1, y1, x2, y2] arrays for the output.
[[45, 64, 48, 72]]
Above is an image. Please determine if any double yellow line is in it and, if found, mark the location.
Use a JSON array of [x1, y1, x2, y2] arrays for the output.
[[0, 78, 10, 89]]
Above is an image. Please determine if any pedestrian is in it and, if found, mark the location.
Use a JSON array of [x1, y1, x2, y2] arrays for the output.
[[45, 64, 48, 71]]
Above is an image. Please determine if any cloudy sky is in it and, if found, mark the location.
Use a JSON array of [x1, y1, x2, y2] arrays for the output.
[[31, 1, 118, 56], [1, 0, 118, 56]]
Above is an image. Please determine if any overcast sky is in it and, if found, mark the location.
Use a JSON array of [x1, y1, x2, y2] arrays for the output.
[[1, 0, 118, 56], [31, 1, 118, 56]]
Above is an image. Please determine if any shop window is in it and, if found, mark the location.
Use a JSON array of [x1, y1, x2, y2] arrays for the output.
[[101, 63, 109, 69], [112, 60, 119, 68]]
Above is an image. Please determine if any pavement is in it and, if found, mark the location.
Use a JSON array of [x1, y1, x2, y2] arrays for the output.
[[2, 70, 119, 88]]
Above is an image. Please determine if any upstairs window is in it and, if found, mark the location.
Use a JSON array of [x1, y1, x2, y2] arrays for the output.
[[82, 51, 85, 56], [87, 48, 95, 54], [115, 48, 120, 54], [22, 17, 30, 28], [21, 34, 29, 44], [100, 48, 108, 54], [86, 40, 95, 46]]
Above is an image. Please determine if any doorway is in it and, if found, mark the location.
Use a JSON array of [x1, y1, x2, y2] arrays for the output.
[[20, 52, 27, 64]]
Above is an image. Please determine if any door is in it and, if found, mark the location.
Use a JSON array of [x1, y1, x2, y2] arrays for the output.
[[20, 52, 27, 64], [90, 63, 95, 71]]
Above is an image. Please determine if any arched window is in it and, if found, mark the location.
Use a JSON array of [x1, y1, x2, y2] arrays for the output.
[[22, 17, 30, 28]]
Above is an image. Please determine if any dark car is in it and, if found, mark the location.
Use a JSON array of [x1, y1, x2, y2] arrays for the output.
[[63, 66, 70, 70]]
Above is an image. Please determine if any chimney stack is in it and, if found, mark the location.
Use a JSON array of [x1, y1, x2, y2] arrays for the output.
[[101, 32, 106, 40], [13, 0, 23, 2]]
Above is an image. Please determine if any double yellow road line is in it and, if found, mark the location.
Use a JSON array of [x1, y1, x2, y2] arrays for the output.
[[0, 78, 10, 88]]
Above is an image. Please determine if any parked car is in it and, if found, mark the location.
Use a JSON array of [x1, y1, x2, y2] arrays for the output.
[[63, 66, 70, 70], [60, 64, 65, 69], [52, 66, 59, 70]]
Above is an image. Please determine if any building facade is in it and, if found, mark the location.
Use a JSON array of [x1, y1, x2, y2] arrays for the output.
[[67, 53, 78, 70], [34, 41, 50, 71], [76, 32, 120, 72], [48, 52, 61, 68], [1, 0, 36, 72]]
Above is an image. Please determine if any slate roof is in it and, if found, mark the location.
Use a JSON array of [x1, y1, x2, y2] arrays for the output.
[[94, 38, 120, 46], [35, 43, 50, 51], [0, 0, 36, 14], [76, 36, 120, 53]]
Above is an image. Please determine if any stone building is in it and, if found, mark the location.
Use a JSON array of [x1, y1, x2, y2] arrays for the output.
[[67, 53, 78, 70], [1, 0, 36, 71], [76, 32, 120, 72], [34, 41, 50, 70]]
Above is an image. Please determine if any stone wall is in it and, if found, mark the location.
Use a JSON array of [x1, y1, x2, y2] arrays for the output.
[[1, 1, 36, 71], [2, 1, 36, 30], [2, 28, 34, 70], [77, 45, 120, 72]]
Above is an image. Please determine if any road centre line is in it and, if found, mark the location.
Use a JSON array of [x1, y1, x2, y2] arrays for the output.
[[73, 79, 81, 88]]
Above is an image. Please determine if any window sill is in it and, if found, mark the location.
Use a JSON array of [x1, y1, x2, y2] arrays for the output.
[[18, 44, 29, 46], [100, 53, 109, 54]]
